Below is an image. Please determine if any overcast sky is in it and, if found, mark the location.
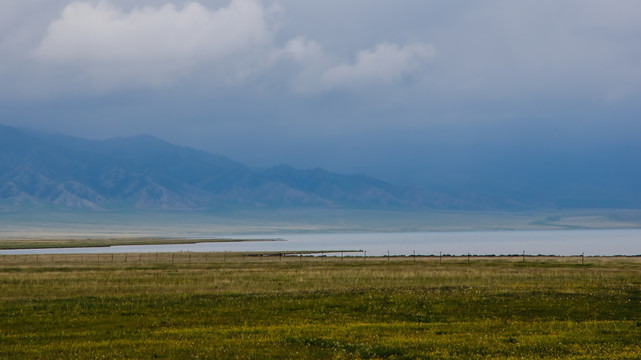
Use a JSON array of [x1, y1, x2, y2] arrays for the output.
[[1, 0, 640, 186]]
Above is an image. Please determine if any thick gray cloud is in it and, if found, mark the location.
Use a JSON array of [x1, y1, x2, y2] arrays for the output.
[[25, 0, 438, 93], [1, 0, 640, 187], [3, 0, 639, 99], [34, 0, 276, 88]]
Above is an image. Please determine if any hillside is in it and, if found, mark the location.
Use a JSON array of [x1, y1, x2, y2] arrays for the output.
[[0, 124, 462, 210]]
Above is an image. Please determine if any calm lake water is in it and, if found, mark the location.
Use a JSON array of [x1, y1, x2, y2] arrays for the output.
[[2, 229, 640, 256]]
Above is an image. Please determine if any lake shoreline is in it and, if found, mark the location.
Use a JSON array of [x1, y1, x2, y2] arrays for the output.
[[0, 237, 284, 250]]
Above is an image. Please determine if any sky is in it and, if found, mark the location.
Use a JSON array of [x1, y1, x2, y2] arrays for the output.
[[1, 0, 640, 188]]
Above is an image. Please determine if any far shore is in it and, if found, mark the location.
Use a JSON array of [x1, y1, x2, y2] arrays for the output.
[[0, 237, 284, 250]]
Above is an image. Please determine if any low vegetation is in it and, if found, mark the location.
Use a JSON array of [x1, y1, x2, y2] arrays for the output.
[[1, 254, 640, 359]]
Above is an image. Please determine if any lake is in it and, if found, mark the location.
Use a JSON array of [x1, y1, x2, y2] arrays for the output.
[[1, 228, 640, 256]]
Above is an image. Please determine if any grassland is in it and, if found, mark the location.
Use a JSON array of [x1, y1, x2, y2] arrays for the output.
[[1, 254, 640, 359]]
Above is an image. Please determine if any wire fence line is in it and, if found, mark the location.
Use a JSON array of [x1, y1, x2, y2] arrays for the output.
[[0, 251, 617, 265]]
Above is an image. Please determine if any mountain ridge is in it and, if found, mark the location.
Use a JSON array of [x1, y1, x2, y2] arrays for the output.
[[3, 124, 639, 211], [1, 124, 468, 211]]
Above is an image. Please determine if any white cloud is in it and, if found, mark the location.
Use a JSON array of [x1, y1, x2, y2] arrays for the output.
[[272, 40, 437, 93], [29, 1, 439, 93], [279, 36, 324, 63], [320, 42, 437, 90], [34, 0, 274, 88]]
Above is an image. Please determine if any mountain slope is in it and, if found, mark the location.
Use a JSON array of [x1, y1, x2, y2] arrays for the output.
[[1, 125, 463, 210]]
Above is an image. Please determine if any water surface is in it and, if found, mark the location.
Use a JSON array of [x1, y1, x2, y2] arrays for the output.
[[2, 229, 640, 256]]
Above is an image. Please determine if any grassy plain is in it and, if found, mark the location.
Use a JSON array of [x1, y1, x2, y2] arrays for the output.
[[1, 254, 640, 359]]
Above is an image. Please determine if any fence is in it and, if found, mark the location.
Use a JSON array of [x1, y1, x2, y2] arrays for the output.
[[0, 251, 608, 265]]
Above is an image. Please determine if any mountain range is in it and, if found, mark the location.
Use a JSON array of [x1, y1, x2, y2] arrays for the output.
[[0, 124, 467, 211], [1, 123, 639, 211]]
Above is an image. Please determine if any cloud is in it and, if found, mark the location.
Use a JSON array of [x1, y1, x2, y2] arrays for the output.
[[30, 0, 439, 94], [34, 0, 274, 88], [320, 42, 437, 90], [278, 36, 324, 63], [272, 40, 437, 93], [22, 0, 639, 102], [426, 1, 641, 102], [271, 36, 332, 93]]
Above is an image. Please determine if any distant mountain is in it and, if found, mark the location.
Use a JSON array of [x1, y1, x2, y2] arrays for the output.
[[0, 124, 466, 210], [3, 124, 639, 211]]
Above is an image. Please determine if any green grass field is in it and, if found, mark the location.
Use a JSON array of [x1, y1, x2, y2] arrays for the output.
[[1, 254, 640, 359]]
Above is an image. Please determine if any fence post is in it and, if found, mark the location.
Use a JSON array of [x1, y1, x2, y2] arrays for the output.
[[523, 250, 525, 263], [439, 251, 442, 265], [364, 251, 367, 261], [582, 252, 584, 266], [387, 250, 390, 262], [413, 250, 416, 263]]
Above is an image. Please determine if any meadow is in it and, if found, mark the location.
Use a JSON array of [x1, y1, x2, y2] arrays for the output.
[[1, 253, 640, 359]]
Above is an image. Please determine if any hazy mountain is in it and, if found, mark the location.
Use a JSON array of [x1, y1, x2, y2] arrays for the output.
[[0, 124, 467, 210], [2, 124, 639, 211]]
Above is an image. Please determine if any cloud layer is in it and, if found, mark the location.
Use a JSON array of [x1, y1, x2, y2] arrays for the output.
[[22, 0, 641, 100], [32, 0, 436, 92]]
